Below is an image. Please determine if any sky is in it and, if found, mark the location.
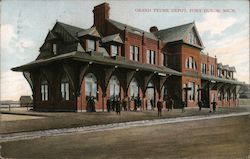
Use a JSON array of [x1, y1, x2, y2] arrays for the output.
[[1, 0, 249, 101]]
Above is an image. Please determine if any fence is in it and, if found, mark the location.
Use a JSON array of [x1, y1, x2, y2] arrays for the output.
[[0, 101, 33, 111]]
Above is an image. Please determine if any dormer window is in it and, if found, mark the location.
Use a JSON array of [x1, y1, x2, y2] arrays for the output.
[[87, 39, 96, 51], [52, 43, 57, 55], [111, 45, 118, 57]]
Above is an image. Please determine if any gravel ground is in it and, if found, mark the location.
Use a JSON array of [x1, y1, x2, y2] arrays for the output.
[[1, 114, 249, 159], [1, 106, 248, 134]]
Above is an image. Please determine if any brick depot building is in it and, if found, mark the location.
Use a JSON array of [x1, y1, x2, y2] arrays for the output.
[[12, 3, 243, 112]]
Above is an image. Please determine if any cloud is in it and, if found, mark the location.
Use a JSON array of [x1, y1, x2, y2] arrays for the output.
[[205, 32, 249, 83], [196, 13, 237, 36], [1, 24, 34, 56], [0, 70, 32, 101]]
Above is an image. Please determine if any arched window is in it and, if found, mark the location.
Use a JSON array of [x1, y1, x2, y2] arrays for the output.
[[186, 57, 196, 70], [61, 75, 70, 101], [41, 78, 48, 101], [85, 73, 97, 99], [109, 75, 120, 98], [130, 78, 139, 98]]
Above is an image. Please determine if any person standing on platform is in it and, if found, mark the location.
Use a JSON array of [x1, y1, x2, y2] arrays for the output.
[[122, 98, 127, 111], [116, 97, 121, 115], [181, 100, 186, 112], [157, 100, 163, 117], [211, 101, 217, 113], [168, 96, 174, 111], [198, 100, 203, 111], [107, 98, 111, 112]]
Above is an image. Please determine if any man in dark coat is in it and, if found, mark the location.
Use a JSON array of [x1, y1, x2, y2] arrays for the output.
[[134, 97, 138, 111], [107, 98, 111, 112], [198, 100, 203, 111], [211, 101, 217, 113], [168, 97, 174, 111], [111, 98, 115, 111], [122, 98, 127, 111], [116, 98, 121, 115], [157, 100, 163, 117], [150, 98, 154, 110]]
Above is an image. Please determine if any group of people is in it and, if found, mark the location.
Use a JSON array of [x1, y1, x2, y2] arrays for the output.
[[106, 96, 143, 115], [198, 100, 217, 113], [89, 95, 217, 116], [106, 96, 123, 115]]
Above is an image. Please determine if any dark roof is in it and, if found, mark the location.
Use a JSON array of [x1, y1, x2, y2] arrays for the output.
[[154, 22, 204, 48], [222, 65, 229, 70], [154, 22, 193, 42], [229, 66, 236, 72], [57, 21, 85, 39], [107, 19, 158, 40], [217, 63, 223, 69], [102, 34, 123, 44], [201, 74, 243, 85]]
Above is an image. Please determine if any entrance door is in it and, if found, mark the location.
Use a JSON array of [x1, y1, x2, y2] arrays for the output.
[[146, 82, 155, 110]]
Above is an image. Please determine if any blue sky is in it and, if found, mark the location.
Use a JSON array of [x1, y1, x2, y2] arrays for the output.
[[1, 0, 249, 100]]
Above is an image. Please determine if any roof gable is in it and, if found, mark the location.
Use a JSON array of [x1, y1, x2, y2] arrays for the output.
[[77, 27, 101, 38], [154, 22, 204, 48], [102, 33, 123, 44], [185, 24, 204, 48]]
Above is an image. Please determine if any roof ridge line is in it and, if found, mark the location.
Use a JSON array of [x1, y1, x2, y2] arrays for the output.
[[157, 22, 194, 32]]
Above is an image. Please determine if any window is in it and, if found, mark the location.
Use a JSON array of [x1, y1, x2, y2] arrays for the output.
[[146, 50, 155, 64], [87, 39, 96, 51], [41, 79, 48, 101], [130, 78, 139, 97], [195, 85, 199, 101], [130, 45, 139, 61], [186, 57, 196, 69], [218, 91, 221, 101], [201, 63, 207, 74], [61, 75, 70, 101], [111, 45, 118, 56], [109, 76, 120, 98], [146, 50, 150, 63], [130, 46, 133, 60], [52, 43, 57, 55], [188, 82, 195, 101], [85, 73, 98, 99], [218, 69, 222, 77], [210, 65, 214, 76], [183, 83, 187, 100]]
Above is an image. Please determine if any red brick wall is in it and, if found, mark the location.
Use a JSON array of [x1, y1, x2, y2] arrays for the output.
[[181, 44, 201, 75], [201, 53, 217, 76]]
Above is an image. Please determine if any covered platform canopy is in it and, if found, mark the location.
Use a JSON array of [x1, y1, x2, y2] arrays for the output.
[[12, 51, 182, 77]]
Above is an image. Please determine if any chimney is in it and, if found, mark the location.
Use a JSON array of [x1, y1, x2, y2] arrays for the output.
[[93, 3, 110, 35], [149, 26, 158, 33]]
